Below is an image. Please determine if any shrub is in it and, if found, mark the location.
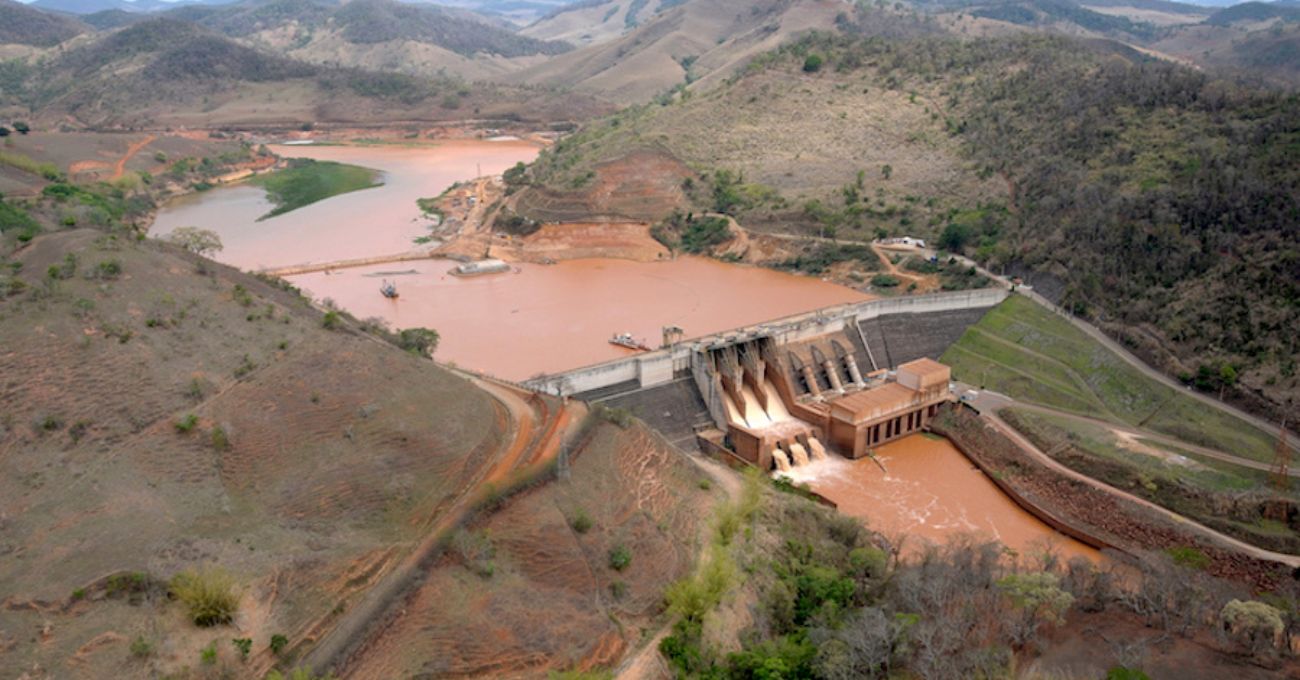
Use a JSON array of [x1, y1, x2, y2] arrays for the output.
[[570, 508, 593, 534], [1220, 599, 1283, 658], [106, 571, 152, 598], [210, 426, 230, 451], [608, 544, 632, 571], [71, 588, 86, 601], [270, 633, 289, 656], [592, 404, 634, 428], [232, 284, 253, 307], [1165, 546, 1209, 570], [232, 637, 252, 660], [200, 641, 218, 664], [175, 413, 199, 433], [871, 274, 900, 288], [171, 568, 239, 627], [322, 310, 341, 330], [450, 529, 496, 578], [130, 635, 152, 658], [803, 54, 824, 72]]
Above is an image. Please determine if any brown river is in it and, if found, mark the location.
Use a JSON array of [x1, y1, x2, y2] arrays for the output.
[[784, 434, 1101, 562]]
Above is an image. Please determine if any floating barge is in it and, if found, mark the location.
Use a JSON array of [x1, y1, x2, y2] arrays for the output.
[[609, 332, 652, 352], [448, 258, 512, 277]]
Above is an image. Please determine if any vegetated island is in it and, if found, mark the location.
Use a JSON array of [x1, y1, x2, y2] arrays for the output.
[[250, 158, 382, 220]]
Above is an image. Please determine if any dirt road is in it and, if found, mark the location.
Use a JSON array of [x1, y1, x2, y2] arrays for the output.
[[944, 253, 1298, 454], [112, 135, 156, 180], [975, 404, 1300, 568], [298, 373, 577, 677]]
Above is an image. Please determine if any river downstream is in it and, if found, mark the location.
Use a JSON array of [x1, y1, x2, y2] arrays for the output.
[[784, 434, 1101, 562]]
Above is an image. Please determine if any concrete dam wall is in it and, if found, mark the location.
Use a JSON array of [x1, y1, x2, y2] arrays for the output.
[[531, 288, 1009, 399]]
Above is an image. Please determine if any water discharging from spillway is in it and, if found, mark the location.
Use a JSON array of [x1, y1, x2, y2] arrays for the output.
[[739, 383, 773, 429], [722, 378, 829, 472], [789, 442, 811, 466], [782, 434, 1101, 561]]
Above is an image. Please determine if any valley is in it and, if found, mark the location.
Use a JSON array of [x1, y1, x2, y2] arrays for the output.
[[1, 0, 1298, 677]]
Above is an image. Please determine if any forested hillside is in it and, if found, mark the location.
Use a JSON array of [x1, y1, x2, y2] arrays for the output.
[[518, 29, 1299, 419]]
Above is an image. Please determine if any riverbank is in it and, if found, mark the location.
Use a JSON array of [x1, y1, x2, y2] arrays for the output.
[[931, 406, 1295, 590]]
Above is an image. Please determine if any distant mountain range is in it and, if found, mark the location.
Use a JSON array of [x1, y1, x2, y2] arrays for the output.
[[27, 0, 236, 14]]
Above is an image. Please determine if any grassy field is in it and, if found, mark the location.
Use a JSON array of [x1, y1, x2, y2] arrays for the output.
[[251, 158, 382, 219], [942, 295, 1279, 462]]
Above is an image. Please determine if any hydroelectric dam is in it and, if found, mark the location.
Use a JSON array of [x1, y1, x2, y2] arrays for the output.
[[522, 288, 1008, 469]]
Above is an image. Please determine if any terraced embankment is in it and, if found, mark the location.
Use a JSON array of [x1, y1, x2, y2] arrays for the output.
[[933, 407, 1297, 590]]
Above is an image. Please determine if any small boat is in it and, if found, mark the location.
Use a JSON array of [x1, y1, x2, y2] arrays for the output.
[[609, 332, 652, 352], [380, 280, 399, 299]]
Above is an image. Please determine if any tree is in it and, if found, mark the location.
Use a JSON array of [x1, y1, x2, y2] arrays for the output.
[[12, 122, 29, 134], [165, 227, 223, 257], [803, 54, 824, 72], [938, 222, 974, 253], [996, 572, 1074, 647], [398, 327, 439, 356], [0, 127, 9, 137], [503, 161, 528, 189]]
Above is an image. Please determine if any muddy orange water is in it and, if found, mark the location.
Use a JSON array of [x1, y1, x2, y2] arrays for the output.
[[288, 257, 868, 380], [151, 140, 540, 270], [152, 140, 868, 379], [785, 434, 1101, 562]]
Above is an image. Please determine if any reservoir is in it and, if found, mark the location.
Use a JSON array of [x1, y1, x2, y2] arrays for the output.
[[151, 141, 870, 380], [151, 140, 541, 271]]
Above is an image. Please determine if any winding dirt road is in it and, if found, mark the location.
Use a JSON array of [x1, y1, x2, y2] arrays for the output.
[[296, 372, 579, 677], [112, 135, 155, 180]]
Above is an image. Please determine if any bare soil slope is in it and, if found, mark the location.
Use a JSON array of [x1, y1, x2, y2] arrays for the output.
[[343, 423, 714, 678], [0, 230, 503, 677], [504, 0, 846, 104]]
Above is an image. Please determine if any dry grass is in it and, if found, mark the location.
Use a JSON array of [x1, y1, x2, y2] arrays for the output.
[[171, 568, 240, 626], [0, 229, 501, 677]]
